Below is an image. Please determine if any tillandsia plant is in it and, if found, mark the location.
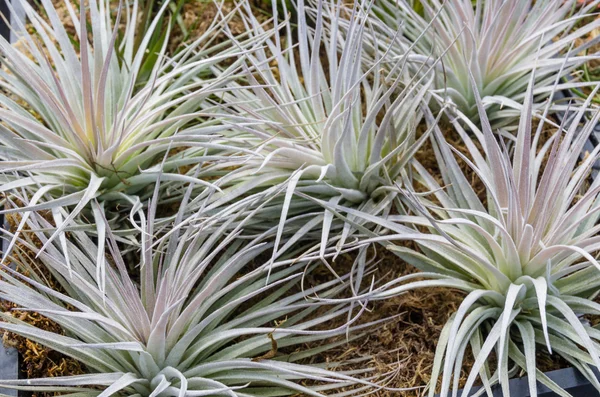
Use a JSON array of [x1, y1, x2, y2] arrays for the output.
[[325, 76, 600, 396], [0, 184, 398, 397], [370, 0, 600, 127], [0, 0, 253, 263], [187, 0, 439, 263]]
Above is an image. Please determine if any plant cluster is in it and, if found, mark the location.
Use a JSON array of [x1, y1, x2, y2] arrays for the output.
[[371, 0, 600, 127], [0, 0, 599, 396]]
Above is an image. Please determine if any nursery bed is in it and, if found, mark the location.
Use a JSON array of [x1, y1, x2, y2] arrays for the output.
[[2, 1, 600, 397], [0, 134, 594, 395]]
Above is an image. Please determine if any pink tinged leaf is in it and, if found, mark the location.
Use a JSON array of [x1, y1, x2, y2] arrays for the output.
[[514, 71, 536, 215], [531, 276, 552, 354], [37, 173, 104, 260], [148, 374, 171, 397], [91, 200, 107, 297], [268, 168, 307, 282], [517, 223, 534, 267], [460, 309, 519, 397], [94, 3, 123, 147], [497, 283, 525, 382], [146, 297, 188, 366], [51, 208, 72, 278], [319, 195, 343, 280]]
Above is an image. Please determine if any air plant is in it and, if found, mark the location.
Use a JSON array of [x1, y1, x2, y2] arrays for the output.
[[323, 75, 600, 396], [187, 0, 437, 262], [370, 0, 600, 127], [0, 0, 252, 264], [0, 182, 396, 397]]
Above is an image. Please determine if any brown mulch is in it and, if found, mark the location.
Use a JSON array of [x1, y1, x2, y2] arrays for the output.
[[314, 270, 469, 396], [168, 0, 272, 53]]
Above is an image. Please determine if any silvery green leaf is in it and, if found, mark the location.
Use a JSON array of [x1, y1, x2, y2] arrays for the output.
[[318, 75, 600, 396], [182, 0, 436, 265], [0, 187, 397, 396], [0, 0, 256, 284]]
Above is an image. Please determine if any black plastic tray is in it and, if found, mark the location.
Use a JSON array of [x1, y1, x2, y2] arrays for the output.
[[436, 367, 599, 396]]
